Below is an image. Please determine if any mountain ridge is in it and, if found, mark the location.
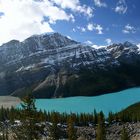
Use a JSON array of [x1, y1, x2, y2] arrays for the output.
[[0, 33, 140, 98]]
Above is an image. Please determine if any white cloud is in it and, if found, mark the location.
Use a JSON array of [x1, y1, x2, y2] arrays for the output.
[[115, 0, 127, 14], [0, 0, 93, 45], [95, 24, 103, 34], [87, 23, 94, 31], [77, 26, 86, 32], [72, 28, 76, 32], [92, 45, 98, 49], [93, 0, 107, 8], [67, 36, 72, 39], [137, 43, 140, 47], [92, 44, 106, 49], [84, 40, 93, 45], [81, 27, 86, 32], [87, 23, 103, 34], [137, 43, 140, 50], [105, 38, 112, 45], [122, 24, 136, 34], [50, 0, 93, 18]]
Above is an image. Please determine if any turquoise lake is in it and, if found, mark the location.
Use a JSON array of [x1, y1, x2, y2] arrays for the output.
[[34, 88, 140, 116]]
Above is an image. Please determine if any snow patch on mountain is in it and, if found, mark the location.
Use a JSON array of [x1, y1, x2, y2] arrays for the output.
[[0, 33, 140, 97]]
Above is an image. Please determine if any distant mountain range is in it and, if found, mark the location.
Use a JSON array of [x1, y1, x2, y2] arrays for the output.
[[0, 33, 140, 98]]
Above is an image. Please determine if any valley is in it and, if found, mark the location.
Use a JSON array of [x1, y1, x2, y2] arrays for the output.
[[1, 33, 140, 140], [1, 87, 140, 116], [0, 0, 139, 139]]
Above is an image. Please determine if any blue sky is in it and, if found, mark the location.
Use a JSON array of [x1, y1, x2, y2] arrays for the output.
[[0, 0, 140, 46]]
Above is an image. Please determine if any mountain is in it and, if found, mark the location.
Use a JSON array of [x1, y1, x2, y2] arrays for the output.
[[107, 41, 140, 64], [0, 33, 140, 98]]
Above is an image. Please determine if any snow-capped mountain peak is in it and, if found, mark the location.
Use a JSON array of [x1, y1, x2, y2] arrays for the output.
[[0, 33, 140, 97]]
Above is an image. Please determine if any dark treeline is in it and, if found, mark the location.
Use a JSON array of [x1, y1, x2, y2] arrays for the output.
[[0, 105, 140, 126], [0, 107, 99, 126], [114, 102, 140, 122]]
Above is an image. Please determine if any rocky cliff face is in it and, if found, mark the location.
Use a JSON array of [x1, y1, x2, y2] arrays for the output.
[[107, 41, 140, 64], [0, 33, 140, 98]]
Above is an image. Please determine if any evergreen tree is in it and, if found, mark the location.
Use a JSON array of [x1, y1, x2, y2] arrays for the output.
[[121, 127, 130, 140], [49, 112, 60, 140], [94, 109, 98, 124], [108, 112, 114, 124], [13, 93, 44, 140], [67, 116, 77, 140], [96, 112, 106, 140], [0, 107, 6, 122]]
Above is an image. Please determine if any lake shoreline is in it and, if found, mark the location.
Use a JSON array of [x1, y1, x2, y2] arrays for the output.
[[1, 87, 140, 116], [16, 87, 139, 116], [0, 96, 21, 108], [33, 86, 139, 99]]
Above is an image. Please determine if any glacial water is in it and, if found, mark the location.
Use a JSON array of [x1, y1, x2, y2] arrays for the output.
[[33, 88, 140, 116]]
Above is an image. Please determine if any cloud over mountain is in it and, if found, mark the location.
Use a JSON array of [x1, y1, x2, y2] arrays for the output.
[[0, 0, 93, 45]]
